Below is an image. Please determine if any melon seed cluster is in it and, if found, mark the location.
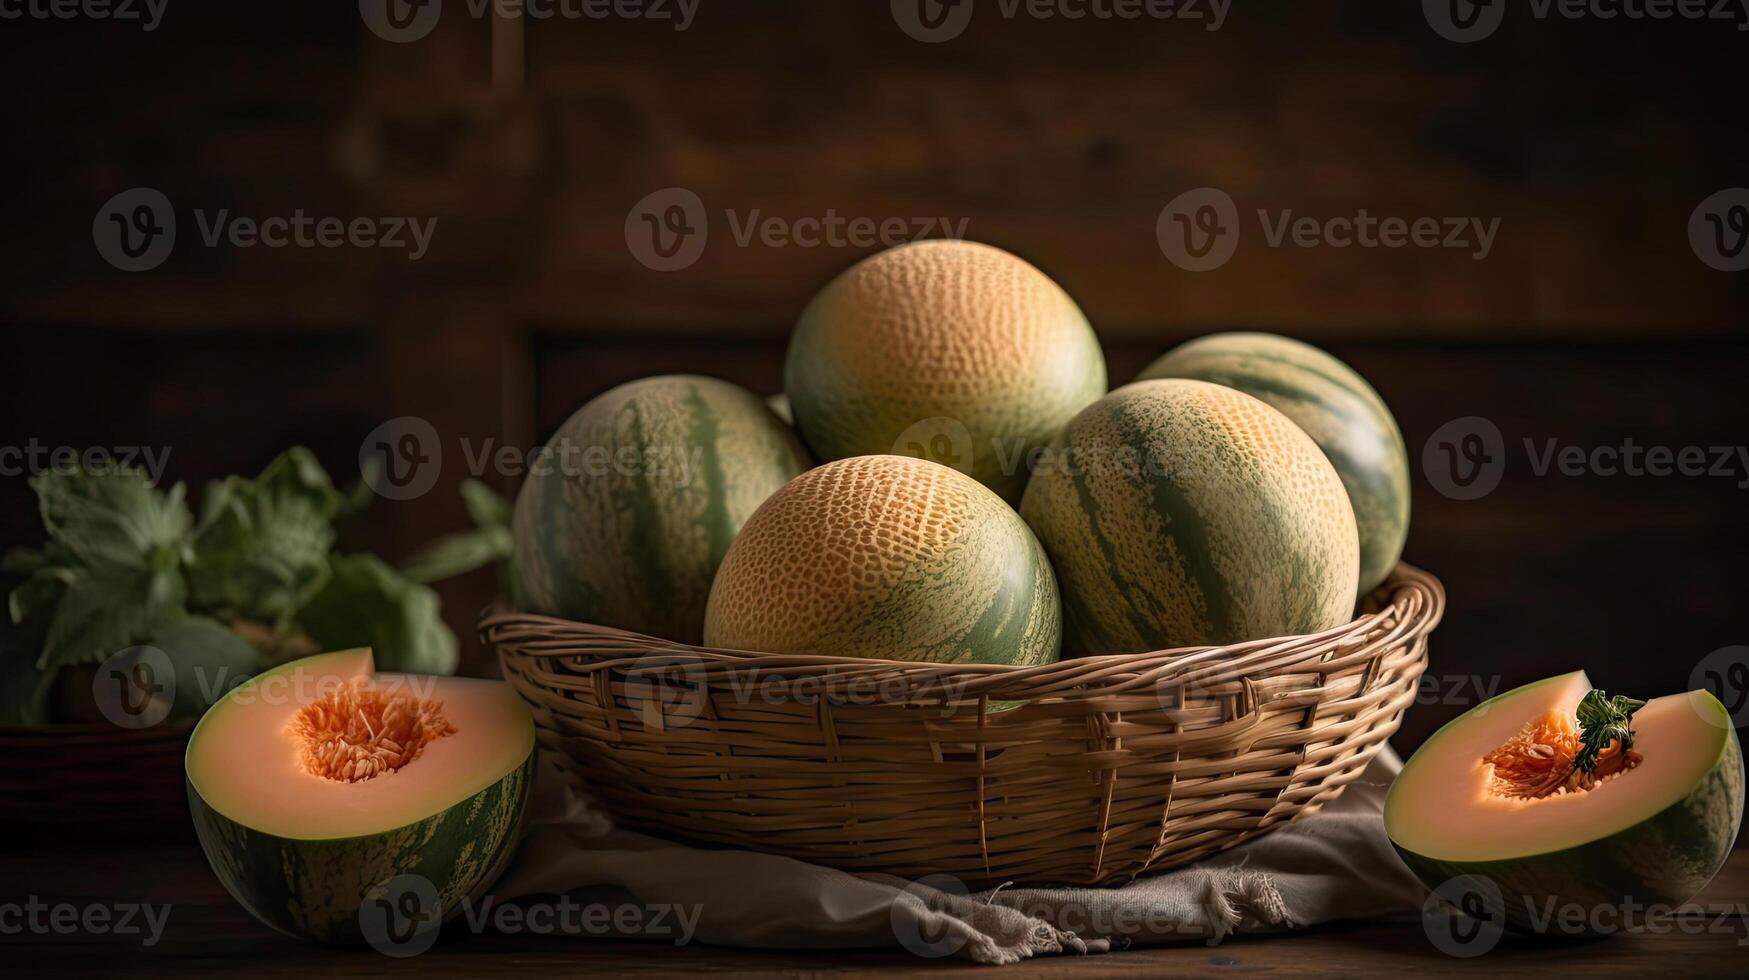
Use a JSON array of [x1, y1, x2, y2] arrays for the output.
[[291, 681, 456, 782]]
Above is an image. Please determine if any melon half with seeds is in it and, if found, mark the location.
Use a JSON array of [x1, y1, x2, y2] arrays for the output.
[[1386, 672, 1744, 933], [186, 648, 535, 944]]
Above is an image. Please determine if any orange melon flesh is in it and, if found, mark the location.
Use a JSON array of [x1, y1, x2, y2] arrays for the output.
[[1386, 671, 1731, 863], [186, 648, 535, 841]]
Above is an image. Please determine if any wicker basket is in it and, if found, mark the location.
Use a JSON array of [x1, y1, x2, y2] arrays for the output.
[[483, 563, 1443, 887]]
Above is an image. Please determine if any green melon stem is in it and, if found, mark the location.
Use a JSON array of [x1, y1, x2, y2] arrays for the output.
[[1573, 689, 1646, 773]]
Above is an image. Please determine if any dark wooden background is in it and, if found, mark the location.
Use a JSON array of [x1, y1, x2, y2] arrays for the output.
[[2, 3, 1746, 768]]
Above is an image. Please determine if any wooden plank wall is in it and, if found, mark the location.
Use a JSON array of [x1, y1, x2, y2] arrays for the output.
[[2, 2, 1746, 759]]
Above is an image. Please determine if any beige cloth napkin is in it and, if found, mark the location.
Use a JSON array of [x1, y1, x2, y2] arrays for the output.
[[487, 747, 1428, 965]]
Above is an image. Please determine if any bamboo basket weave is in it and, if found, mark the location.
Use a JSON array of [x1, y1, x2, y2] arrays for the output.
[[483, 563, 1443, 887]]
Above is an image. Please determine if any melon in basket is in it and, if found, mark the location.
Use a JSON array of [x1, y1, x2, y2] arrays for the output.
[[511, 374, 812, 644], [186, 648, 534, 944], [1019, 378, 1359, 656], [1386, 671, 1744, 934], [703, 454, 1061, 665], [783, 239, 1107, 505], [1137, 331, 1410, 597]]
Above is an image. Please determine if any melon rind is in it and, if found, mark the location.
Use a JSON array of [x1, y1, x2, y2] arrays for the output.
[[1137, 332, 1410, 597], [511, 374, 812, 643], [1018, 378, 1360, 655], [1390, 687, 1745, 934], [188, 751, 533, 945]]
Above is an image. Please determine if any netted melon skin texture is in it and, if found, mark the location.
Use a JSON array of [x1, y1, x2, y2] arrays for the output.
[[784, 240, 1106, 505], [704, 455, 1061, 666], [1020, 379, 1359, 656]]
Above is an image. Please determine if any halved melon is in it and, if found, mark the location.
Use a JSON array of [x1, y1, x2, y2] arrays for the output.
[[1386, 671, 1744, 933], [186, 649, 535, 944]]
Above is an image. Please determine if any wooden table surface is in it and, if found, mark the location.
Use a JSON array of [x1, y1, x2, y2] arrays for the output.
[[3, 843, 1744, 977]]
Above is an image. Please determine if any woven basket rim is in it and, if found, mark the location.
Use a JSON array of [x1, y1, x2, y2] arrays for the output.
[[480, 563, 1444, 700]]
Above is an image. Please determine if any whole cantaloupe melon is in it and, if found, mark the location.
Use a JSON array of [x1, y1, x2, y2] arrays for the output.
[[783, 240, 1106, 504], [1137, 332, 1410, 596], [511, 375, 812, 643], [1019, 379, 1359, 656], [703, 455, 1061, 665]]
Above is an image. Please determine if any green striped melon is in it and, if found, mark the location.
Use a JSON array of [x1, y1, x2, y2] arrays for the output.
[[1137, 332, 1409, 596], [1018, 379, 1359, 656], [783, 240, 1106, 504], [703, 454, 1061, 665], [1387, 672, 1744, 934], [186, 648, 535, 945], [511, 375, 812, 643]]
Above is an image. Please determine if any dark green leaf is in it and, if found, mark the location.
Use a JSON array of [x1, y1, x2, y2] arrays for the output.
[[189, 491, 334, 623], [38, 563, 186, 672], [252, 447, 344, 518], [399, 527, 512, 584], [295, 553, 457, 675], [31, 467, 191, 573], [146, 615, 260, 720], [8, 564, 74, 626], [460, 479, 512, 532], [1573, 688, 1645, 772], [0, 603, 57, 725]]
